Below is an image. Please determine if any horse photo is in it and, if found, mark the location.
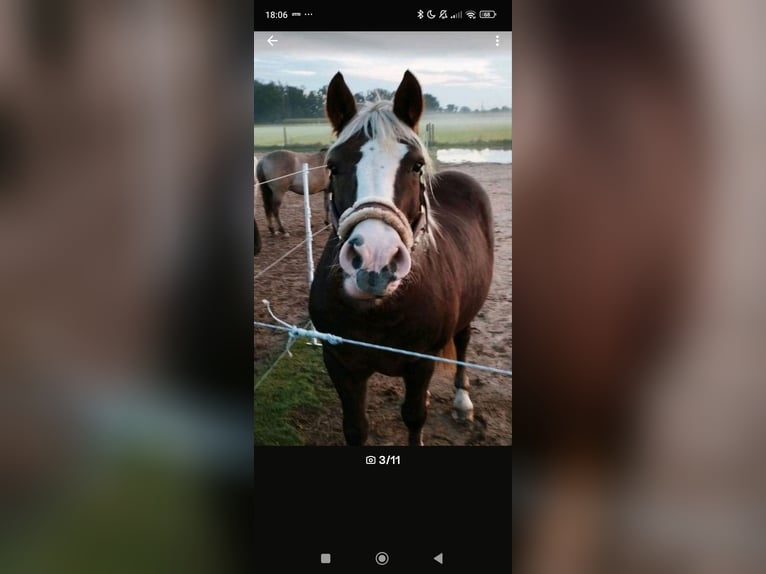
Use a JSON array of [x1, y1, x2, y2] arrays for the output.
[[255, 149, 330, 236], [309, 70, 495, 446]]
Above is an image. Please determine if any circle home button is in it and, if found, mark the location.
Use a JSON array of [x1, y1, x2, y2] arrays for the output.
[[374, 551, 389, 566]]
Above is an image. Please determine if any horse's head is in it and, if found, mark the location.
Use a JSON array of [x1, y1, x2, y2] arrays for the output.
[[325, 70, 434, 301]]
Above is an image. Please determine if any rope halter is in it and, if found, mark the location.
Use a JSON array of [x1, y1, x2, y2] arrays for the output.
[[329, 186, 429, 251]]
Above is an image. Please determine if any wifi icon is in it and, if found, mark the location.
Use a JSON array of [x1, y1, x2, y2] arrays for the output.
[[466, 10, 476, 19]]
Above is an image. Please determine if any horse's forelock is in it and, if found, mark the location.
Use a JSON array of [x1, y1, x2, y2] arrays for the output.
[[329, 101, 434, 180]]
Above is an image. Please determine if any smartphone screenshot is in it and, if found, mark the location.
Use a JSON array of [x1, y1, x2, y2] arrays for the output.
[[254, 7, 511, 572]]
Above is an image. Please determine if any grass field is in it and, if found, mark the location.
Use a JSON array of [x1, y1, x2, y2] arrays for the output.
[[254, 111, 511, 151], [254, 342, 335, 446]]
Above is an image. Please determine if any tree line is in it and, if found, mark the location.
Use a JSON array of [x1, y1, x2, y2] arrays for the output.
[[254, 79, 509, 123]]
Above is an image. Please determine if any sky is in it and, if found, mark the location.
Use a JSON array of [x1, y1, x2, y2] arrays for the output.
[[253, 31, 512, 111]]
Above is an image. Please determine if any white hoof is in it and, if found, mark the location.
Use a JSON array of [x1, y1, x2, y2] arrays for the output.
[[453, 388, 474, 422]]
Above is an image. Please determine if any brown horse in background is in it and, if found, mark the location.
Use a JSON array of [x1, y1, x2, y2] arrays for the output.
[[253, 157, 262, 255], [255, 149, 330, 236], [309, 71, 495, 446]]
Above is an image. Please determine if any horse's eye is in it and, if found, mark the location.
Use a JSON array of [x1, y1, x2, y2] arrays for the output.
[[412, 161, 424, 174]]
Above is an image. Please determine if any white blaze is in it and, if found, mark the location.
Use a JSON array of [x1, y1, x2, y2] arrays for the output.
[[355, 140, 409, 201]]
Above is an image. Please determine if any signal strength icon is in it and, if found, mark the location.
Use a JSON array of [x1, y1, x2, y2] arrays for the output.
[[466, 10, 476, 19], [451, 11, 462, 18]]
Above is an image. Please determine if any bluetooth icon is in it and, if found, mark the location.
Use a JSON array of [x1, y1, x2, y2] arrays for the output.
[[417, 9, 424, 19]]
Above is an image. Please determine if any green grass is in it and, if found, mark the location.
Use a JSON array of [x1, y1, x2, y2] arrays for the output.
[[254, 121, 333, 149], [254, 341, 336, 445], [254, 111, 511, 151], [422, 112, 512, 146]]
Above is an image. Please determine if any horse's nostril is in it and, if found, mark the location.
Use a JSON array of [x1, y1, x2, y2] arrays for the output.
[[391, 245, 412, 278], [339, 237, 364, 277], [346, 237, 364, 269], [346, 241, 364, 270]]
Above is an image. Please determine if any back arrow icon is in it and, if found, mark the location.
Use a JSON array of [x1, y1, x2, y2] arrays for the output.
[[267, 35, 278, 47]]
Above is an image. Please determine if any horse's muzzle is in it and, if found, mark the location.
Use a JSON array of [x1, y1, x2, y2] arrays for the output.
[[338, 219, 412, 299]]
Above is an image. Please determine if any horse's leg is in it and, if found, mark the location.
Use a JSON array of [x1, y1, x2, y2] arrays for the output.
[[260, 182, 276, 235], [401, 358, 436, 446], [273, 192, 289, 237], [276, 215, 289, 237], [323, 347, 370, 445], [452, 326, 474, 422]]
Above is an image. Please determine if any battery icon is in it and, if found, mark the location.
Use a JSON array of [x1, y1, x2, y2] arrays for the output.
[[479, 10, 497, 18]]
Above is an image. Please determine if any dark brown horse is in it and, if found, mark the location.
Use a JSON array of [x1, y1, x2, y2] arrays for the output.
[[309, 70, 495, 446], [256, 149, 330, 236], [253, 160, 262, 255]]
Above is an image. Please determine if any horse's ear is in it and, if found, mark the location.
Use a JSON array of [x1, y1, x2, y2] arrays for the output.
[[393, 70, 424, 132], [326, 72, 357, 135]]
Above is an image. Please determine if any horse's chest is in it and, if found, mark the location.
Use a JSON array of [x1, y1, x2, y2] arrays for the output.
[[330, 305, 451, 368]]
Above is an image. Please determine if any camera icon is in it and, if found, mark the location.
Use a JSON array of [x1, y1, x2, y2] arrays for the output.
[[365, 455, 376, 464]]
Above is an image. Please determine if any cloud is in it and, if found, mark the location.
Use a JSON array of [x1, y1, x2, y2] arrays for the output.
[[253, 32, 511, 108]]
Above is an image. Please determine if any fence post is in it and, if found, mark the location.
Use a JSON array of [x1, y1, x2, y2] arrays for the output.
[[302, 163, 315, 287], [302, 162, 321, 346]]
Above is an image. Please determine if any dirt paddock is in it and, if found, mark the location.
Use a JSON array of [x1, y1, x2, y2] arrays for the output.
[[254, 161, 511, 445]]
